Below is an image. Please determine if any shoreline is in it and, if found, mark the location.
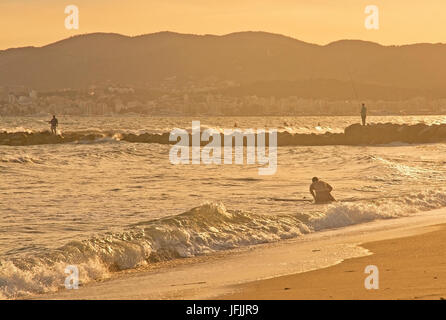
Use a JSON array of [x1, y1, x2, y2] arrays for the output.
[[30, 208, 446, 300], [220, 224, 446, 300]]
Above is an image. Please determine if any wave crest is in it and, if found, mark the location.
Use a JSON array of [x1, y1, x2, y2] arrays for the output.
[[0, 203, 309, 298]]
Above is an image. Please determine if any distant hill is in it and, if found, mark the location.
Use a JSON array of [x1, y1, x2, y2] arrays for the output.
[[1, 31, 445, 98]]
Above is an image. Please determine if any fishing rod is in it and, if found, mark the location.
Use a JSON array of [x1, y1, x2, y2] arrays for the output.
[[347, 68, 360, 102]]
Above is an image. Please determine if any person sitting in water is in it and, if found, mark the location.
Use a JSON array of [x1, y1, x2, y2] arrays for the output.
[[48, 115, 58, 134], [309, 177, 336, 204]]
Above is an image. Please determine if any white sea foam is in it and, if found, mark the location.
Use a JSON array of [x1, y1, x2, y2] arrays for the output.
[[312, 190, 446, 230], [0, 154, 42, 164], [0, 203, 309, 299]]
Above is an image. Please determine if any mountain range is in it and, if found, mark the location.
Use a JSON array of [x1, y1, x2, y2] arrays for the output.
[[1, 31, 445, 99]]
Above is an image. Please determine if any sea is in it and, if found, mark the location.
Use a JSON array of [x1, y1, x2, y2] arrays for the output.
[[2, 115, 446, 299]]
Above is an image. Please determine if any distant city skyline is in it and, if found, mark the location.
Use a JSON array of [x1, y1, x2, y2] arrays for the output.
[[0, 0, 445, 50]]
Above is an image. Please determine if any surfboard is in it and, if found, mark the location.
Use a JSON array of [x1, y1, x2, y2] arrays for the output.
[[271, 195, 400, 203]]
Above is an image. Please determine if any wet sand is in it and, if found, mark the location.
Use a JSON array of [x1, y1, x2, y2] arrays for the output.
[[221, 225, 446, 300]]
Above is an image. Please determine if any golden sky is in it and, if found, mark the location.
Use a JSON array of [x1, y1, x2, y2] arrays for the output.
[[0, 0, 445, 49]]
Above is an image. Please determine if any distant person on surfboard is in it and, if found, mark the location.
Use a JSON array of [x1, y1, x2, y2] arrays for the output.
[[48, 115, 58, 135], [310, 177, 336, 204], [361, 103, 367, 126]]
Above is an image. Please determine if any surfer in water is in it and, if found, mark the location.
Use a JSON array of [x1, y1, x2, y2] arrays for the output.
[[309, 177, 336, 204], [48, 115, 58, 135]]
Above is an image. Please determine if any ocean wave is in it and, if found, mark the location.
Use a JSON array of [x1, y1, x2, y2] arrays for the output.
[[371, 156, 432, 178], [0, 155, 43, 164], [0, 127, 34, 134], [0, 203, 309, 299], [2, 189, 446, 299], [312, 189, 446, 230], [2, 122, 446, 146]]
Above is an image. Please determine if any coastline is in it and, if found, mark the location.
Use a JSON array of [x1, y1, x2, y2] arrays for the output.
[[30, 208, 446, 300], [220, 225, 446, 300]]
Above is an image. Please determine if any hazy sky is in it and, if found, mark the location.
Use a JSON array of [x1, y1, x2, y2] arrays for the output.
[[0, 0, 444, 49]]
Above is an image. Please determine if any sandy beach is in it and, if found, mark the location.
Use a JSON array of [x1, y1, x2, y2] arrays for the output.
[[221, 225, 446, 300]]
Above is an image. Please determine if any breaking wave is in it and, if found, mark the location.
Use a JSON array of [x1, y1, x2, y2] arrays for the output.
[[2, 188, 446, 299], [0, 203, 310, 299], [311, 189, 446, 230]]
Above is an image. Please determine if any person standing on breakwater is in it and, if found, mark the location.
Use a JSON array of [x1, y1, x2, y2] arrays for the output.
[[361, 103, 367, 126], [309, 177, 336, 204], [48, 115, 58, 134]]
